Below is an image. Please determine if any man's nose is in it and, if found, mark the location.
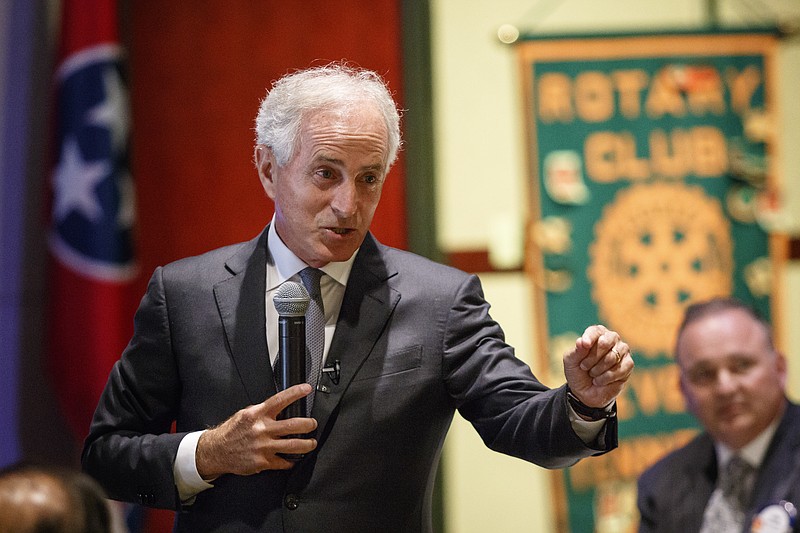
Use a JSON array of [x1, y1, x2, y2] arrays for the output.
[[331, 180, 357, 218], [715, 369, 738, 393]]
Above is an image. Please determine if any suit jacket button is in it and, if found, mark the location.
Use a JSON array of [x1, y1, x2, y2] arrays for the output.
[[284, 494, 299, 510]]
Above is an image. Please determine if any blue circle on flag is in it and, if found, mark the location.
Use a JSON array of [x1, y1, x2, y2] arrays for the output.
[[52, 46, 136, 280]]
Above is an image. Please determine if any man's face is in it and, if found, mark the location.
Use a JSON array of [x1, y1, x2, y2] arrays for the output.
[[677, 308, 787, 450], [256, 103, 389, 267]]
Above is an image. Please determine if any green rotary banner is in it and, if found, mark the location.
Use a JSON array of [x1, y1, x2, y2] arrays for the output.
[[516, 30, 786, 532]]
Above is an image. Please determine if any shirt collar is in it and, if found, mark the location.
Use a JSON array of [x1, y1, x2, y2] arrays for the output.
[[266, 218, 358, 291], [715, 416, 781, 469]]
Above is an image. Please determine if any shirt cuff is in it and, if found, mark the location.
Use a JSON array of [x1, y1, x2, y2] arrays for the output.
[[173, 430, 215, 504], [568, 402, 609, 444]]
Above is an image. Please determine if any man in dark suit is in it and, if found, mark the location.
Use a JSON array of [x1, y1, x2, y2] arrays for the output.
[[637, 297, 800, 533], [82, 63, 634, 532]]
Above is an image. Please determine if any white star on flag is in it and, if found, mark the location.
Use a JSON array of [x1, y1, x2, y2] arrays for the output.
[[86, 64, 130, 153], [52, 136, 110, 222]]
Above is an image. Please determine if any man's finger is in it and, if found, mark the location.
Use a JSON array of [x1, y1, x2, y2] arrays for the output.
[[275, 415, 318, 437], [277, 436, 318, 455], [577, 325, 606, 347], [259, 383, 313, 417], [579, 330, 620, 370]]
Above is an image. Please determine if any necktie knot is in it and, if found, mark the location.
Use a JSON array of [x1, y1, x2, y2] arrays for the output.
[[720, 455, 754, 508]]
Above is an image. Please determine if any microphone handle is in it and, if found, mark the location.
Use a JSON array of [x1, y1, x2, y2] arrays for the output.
[[277, 315, 306, 419]]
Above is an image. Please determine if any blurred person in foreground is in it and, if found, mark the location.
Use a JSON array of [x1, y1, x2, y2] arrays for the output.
[[0, 463, 114, 533], [82, 62, 633, 533], [637, 297, 800, 533]]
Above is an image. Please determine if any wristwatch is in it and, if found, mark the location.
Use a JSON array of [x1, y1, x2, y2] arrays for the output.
[[566, 386, 616, 421]]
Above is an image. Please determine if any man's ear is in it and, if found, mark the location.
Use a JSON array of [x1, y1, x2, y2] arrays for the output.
[[254, 144, 277, 200], [678, 371, 694, 414]]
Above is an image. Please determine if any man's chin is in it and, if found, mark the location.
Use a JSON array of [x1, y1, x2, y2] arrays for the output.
[[715, 417, 754, 440], [321, 241, 361, 262], [308, 249, 357, 267]]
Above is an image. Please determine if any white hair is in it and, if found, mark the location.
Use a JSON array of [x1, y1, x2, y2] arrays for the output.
[[254, 63, 402, 169]]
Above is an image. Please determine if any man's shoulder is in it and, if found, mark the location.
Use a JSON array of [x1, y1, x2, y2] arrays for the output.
[[159, 231, 263, 280], [372, 241, 473, 289], [368, 236, 466, 277], [784, 401, 800, 430]]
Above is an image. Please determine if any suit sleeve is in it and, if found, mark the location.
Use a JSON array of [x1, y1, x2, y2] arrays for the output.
[[82, 266, 187, 510], [441, 273, 616, 468]]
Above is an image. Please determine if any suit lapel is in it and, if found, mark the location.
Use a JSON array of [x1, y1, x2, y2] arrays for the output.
[[676, 436, 717, 531], [213, 228, 276, 405], [751, 402, 800, 510], [311, 234, 400, 438], [694, 446, 718, 529]]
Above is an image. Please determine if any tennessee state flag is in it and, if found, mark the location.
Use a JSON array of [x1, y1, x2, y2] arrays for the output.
[[48, 0, 138, 443]]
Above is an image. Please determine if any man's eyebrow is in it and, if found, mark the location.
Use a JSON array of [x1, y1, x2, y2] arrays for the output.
[[315, 155, 343, 166], [314, 155, 385, 173], [363, 162, 386, 173], [683, 361, 710, 373]]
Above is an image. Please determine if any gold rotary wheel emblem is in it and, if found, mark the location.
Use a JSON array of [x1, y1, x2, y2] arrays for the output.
[[588, 183, 733, 357]]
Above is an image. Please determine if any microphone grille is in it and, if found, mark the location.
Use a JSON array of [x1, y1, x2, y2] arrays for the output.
[[273, 281, 310, 316]]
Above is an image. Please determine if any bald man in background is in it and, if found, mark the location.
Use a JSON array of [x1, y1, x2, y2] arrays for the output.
[[638, 297, 800, 533]]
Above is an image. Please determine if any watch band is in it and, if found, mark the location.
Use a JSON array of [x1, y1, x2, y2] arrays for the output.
[[566, 387, 616, 421]]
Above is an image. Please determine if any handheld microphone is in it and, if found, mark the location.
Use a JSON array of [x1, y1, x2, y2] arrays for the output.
[[273, 281, 309, 420]]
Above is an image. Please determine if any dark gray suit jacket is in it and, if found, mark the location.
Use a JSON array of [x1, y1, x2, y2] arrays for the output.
[[637, 401, 800, 533], [83, 228, 616, 532]]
